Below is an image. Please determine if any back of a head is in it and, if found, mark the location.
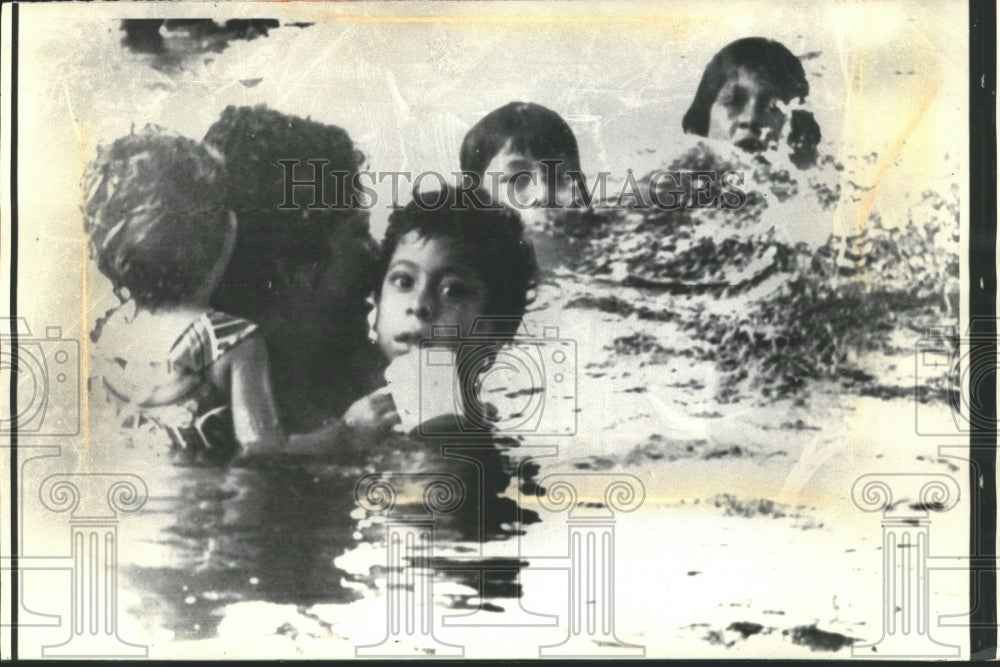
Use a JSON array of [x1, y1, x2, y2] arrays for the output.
[[460, 101, 581, 177], [682, 37, 810, 137], [202, 104, 370, 318], [84, 126, 229, 309]]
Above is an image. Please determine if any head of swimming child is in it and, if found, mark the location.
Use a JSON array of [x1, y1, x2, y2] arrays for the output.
[[460, 102, 582, 213], [84, 127, 233, 311], [372, 187, 538, 364], [683, 37, 813, 154]]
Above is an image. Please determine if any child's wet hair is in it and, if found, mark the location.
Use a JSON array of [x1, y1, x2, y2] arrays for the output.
[[682, 37, 810, 137], [84, 126, 229, 309], [460, 101, 581, 177], [377, 187, 538, 330]]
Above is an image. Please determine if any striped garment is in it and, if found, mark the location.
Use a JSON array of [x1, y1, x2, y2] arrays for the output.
[[91, 307, 259, 461]]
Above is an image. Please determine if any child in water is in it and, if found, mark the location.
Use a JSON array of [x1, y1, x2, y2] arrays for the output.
[[682, 37, 821, 167], [460, 101, 583, 228], [460, 101, 597, 271], [86, 127, 340, 462], [342, 186, 538, 436]]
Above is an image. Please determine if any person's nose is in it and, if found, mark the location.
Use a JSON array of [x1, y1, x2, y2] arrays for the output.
[[736, 97, 763, 133], [406, 285, 434, 321]]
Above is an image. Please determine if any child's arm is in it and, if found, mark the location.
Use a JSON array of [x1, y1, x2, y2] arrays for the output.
[[343, 386, 400, 434], [229, 336, 400, 457], [277, 389, 401, 456], [227, 332, 288, 455]]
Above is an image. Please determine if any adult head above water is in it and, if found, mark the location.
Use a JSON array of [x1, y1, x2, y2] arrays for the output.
[[204, 104, 381, 432], [683, 37, 821, 162]]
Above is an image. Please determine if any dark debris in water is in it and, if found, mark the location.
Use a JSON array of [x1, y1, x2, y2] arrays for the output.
[[714, 494, 790, 519], [566, 294, 678, 323], [121, 19, 283, 73], [779, 419, 820, 431], [908, 500, 948, 512], [554, 142, 959, 404], [572, 434, 786, 470], [703, 629, 736, 648], [727, 621, 765, 638], [915, 455, 961, 473], [574, 456, 616, 471], [784, 624, 857, 652], [702, 445, 744, 459]]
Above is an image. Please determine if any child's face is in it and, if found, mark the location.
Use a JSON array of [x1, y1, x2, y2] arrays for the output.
[[484, 143, 574, 225], [707, 67, 787, 152], [374, 231, 489, 360]]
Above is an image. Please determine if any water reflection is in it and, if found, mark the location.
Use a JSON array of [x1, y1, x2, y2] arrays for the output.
[[120, 433, 542, 641]]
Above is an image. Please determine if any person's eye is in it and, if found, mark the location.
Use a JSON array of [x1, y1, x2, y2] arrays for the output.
[[504, 170, 534, 186], [439, 280, 476, 301], [388, 271, 414, 290], [723, 88, 746, 109]]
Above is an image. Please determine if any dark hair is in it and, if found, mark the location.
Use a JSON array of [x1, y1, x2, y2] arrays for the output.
[[203, 104, 370, 319], [84, 126, 229, 309], [460, 102, 581, 178], [203, 105, 381, 431], [682, 37, 810, 137], [377, 187, 538, 330]]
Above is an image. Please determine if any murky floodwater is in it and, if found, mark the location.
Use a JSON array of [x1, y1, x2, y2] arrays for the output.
[[118, 433, 544, 643]]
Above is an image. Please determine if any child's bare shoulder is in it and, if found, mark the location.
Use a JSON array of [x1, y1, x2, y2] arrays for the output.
[[208, 311, 266, 365]]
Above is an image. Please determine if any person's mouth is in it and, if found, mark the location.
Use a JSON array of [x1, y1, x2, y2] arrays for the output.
[[392, 331, 426, 352]]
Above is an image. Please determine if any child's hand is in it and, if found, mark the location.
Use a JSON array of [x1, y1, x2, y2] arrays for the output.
[[343, 387, 401, 436]]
